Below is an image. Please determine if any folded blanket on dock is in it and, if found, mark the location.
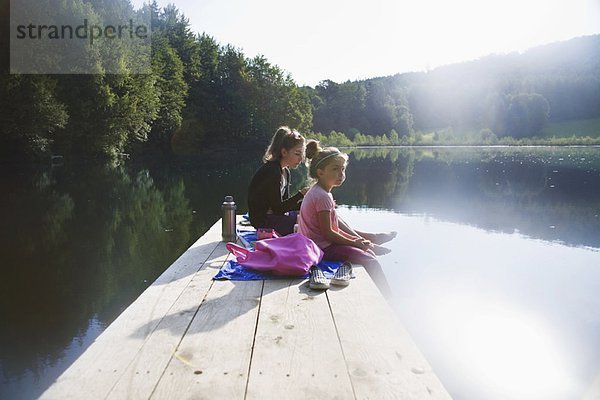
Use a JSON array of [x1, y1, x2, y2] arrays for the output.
[[214, 227, 343, 281], [213, 259, 343, 281], [236, 229, 258, 249]]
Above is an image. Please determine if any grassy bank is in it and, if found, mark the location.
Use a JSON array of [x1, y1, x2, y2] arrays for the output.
[[309, 118, 600, 147]]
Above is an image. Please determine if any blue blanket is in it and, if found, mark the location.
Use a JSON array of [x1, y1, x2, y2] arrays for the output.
[[236, 229, 258, 249], [213, 259, 343, 281], [214, 228, 343, 280]]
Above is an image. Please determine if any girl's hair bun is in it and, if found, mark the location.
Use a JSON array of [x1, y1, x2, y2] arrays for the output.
[[305, 139, 321, 160]]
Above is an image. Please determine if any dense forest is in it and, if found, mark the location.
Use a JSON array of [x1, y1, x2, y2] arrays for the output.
[[1, 0, 599, 161], [307, 35, 600, 145], [0, 0, 311, 159]]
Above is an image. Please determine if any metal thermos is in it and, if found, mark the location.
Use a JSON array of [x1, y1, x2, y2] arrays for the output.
[[221, 195, 237, 242]]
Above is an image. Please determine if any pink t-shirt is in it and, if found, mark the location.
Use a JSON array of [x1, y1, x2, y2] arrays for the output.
[[298, 184, 338, 249]]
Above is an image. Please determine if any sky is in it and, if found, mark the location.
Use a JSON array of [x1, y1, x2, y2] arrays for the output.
[[131, 0, 600, 87]]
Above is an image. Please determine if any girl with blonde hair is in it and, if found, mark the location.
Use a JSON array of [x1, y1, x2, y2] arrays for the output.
[[298, 140, 396, 295]]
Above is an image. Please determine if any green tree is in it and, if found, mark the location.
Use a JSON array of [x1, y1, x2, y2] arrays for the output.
[[396, 105, 414, 136], [506, 93, 550, 137], [0, 75, 68, 158], [183, 33, 220, 141], [389, 129, 399, 145], [147, 34, 187, 149], [54, 72, 159, 157], [365, 81, 398, 135], [151, 2, 201, 83]]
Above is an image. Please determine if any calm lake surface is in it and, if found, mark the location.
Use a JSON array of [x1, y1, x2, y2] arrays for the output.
[[1, 147, 599, 399]]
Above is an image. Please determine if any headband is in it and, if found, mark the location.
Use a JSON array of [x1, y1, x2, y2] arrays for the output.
[[314, 152, 343, 168]]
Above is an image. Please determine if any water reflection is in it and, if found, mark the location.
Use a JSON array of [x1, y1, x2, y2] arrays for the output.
[[0, 156, 260, 399], [340, 147, 600, 248], [331, 147, 600, 399], [436, 297, 573, 399], [1, 147, 599, 399], [336, 208, 600, 400]]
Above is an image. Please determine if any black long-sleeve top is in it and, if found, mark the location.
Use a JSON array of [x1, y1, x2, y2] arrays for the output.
[[247, 160, 303, 228]]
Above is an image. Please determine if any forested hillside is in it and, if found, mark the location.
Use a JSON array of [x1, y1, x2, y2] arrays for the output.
[[307, 35, 600, 144], [0, 0, 311, 159], [1, 0, 598, 160]]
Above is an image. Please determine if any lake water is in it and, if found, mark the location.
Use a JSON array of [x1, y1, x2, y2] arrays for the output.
[[1, 147, 599, 399]]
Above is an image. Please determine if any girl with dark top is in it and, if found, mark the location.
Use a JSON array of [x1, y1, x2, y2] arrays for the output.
[[248, 126, 307, 235]]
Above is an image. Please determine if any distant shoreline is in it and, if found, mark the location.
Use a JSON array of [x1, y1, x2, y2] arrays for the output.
[[342, 144, 600, 149], [310, 117, 600, 148]]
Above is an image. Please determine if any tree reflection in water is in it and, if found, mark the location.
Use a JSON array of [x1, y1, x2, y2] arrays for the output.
[[1, 147, 599, 399]]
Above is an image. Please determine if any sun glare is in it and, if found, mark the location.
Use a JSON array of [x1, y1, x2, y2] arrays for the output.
[[433, 295, 575, 399], [130, 0, 600, 85]]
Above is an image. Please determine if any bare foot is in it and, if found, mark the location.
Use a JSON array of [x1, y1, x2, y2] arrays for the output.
[[371, 244, 392, 256], [371, 231, 397, 245]]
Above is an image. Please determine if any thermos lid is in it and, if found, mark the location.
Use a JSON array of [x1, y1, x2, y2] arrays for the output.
[[224, 195, 234, 202]]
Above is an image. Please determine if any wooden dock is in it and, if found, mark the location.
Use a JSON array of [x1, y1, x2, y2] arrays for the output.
[[41, 219, 451, 399]]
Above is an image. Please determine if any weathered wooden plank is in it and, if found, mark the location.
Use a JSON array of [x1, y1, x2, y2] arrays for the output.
[[40, 220, 223, 400], [246, 279, 355, 400], [42, 215, 451, 400], [153, 219, 223, 287], [150, 279, 263, 400], [327, 265, 451, 400], [105, 242, 231, 400]]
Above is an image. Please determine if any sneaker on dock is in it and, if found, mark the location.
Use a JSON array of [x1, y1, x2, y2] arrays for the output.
[[331, 262, 353, 286], [309, 265, 330, 290]]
